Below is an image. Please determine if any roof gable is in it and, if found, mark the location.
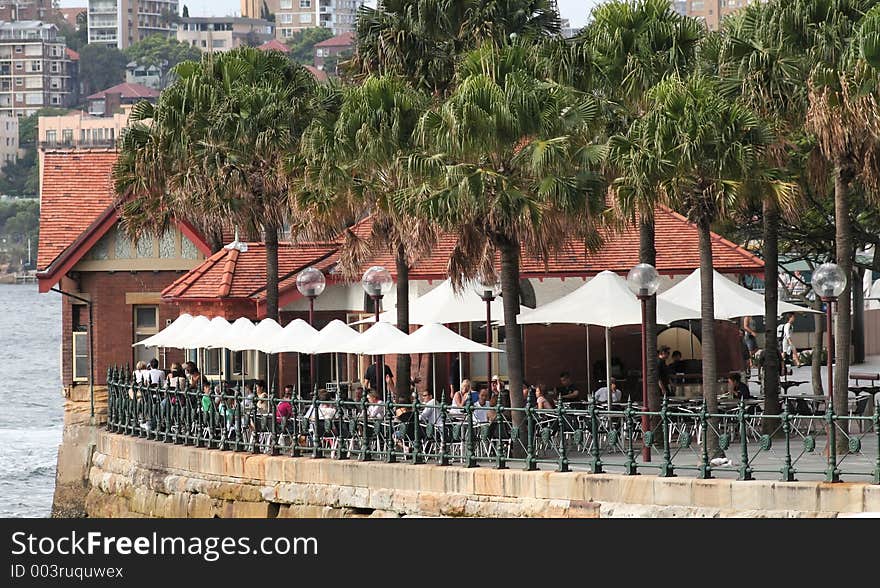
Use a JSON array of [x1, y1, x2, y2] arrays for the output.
[[314, 32, 355, 48], [86, 82, 160, 101]]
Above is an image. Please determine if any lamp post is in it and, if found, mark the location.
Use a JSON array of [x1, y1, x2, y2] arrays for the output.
[[361, 266, 393, 401], [296, 266, 326, 398], [627, 263, 661, 463], [473, 276, 501, 389]]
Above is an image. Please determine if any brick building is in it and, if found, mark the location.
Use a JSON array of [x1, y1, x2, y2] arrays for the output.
[[36, 150, 212, 394]]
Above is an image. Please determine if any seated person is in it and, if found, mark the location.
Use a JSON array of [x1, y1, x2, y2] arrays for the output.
[[726, 372, 751, 400], [366, 389, 385, 420], [556, 371, 585, 403], [594, 377, 621, 404], [669, 350, 687, 374], [535, 384, 555, 410], [451, 379, 472, 410], [418, 389, 443, 427], [275, 386, 294, 430], [472, 387, 493, 423]]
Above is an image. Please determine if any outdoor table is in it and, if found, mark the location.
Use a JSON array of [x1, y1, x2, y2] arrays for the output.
[[779, 380, 807, 394]]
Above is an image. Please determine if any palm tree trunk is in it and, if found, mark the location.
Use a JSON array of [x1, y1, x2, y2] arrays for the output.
[[498, 236, 525, 453], [761, 198, 780, 433], [697, 217, 720, 457], [640, 217, 659, 412], [395, 244, 412, 403], [834, 163, 853, 453], [265, 222, 279, 394]]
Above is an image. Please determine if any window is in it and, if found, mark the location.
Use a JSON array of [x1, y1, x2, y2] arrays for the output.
[[212, 39, 226, 48], [133, 306, 159, 365], [300, 0, 312, 7], [45, 130, 56, 143], [280, 0, 293, 7], [232, 351, 246, 376], [279, 13, 293, 23], [72, 304, 89, 381], [30, 60, 41, 72], [204, 348, 221, 376], [61, 129, 72, 144], [300, 13, 312, 23]]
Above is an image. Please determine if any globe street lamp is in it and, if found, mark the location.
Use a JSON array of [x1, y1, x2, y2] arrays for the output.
[[811, 262, 846, 481], [472, 275, 501, 390], [361, 266, 393, 401], [297, 266, 326, 397], [627, 263, 661, 463]]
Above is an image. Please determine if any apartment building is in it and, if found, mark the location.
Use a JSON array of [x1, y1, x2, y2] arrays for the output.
[[177, 16, 274, 52], [0, 0, 52, 22], [684, 0, 763, 30], [274, 0, 364, 39], [87, 0, 179, 49], [0, 113, 19, 168], [241, 0, 279, 20], [0, 21, 72, 118], [38, 104, 132, 150]]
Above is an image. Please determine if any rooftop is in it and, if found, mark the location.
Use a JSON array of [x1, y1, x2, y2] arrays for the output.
[[86, 82, 160, 101], [314, 32, 355, 48]]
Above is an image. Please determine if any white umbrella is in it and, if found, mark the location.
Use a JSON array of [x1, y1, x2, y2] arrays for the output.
[[267, 318, 319, 354], [160, 315, 212, 350], [218, 317, 257, 352], [309, 319, 362, 354], [178, 316, 232, 349], [340, 321, 410, 355], [241, 318, 284, 354], [133, 313, 194, 348], [350, 278, 519, 325], [373, 322, 503, 354], [658, 268, 820, 320], [518, 270, 695, 400]]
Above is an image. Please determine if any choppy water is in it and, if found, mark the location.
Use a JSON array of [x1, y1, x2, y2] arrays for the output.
[[0, 284, 62, 518]]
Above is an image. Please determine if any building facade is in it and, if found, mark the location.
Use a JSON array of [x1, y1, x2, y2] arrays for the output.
[[85, 81, 158, 116], [177, 16, 274, 52], [312, 30, 352, 73], [0, 0, 52, 22], [684, 0, 763, 30], [0, 21, 73, 118], [241, 0, 279, 20], [274, 0, 364, 39], [87, 0, 179, 49], [0, 112, 18, 168], [37, 105, 133, 175]]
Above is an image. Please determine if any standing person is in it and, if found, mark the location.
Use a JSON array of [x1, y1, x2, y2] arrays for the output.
[[363, 359, 394, 396], [657, 346, 672, 397], [742, 316, 758, 369], [781, 313, 801, 368]]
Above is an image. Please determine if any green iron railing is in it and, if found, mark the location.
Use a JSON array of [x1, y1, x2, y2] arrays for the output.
[[105, 366, 880, 484]]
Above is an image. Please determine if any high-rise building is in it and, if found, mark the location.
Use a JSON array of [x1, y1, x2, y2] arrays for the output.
[[87, 0, 179, 49], [274, 0, 364, 39], [177, 16, 274, 53], [0, 21, 73, 118], [241, 0, 280, 20], [683, 0, 763, 31], [0, 1, 52, 22]]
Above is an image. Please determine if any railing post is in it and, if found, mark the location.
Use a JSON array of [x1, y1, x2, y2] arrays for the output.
[[825, 404, 840, 482], [556, 399, 569, 473], [335, 394, 346, 460], [872, 405, 879, 485], [494, 398, 506, 470], [359, 393, 371, 462], [589, 397, 603, 474], [385, 396, 396, 463], [412, 395, 422, 465], [737, 398, 752, 481], [438, 401, 449, 466], [525, 399, 536, 471], [698, 405, 712, 479], [311, 394, 321, 459], [781, 403, 796, 482], [623, 400, 637, 476], [465, 397, 476, 468], [659, 396, 674, 478]]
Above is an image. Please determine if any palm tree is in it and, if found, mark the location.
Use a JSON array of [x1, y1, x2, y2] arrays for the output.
[[585, 0, 702, 411], [298, 76, 437, 401], [115, 48, 319, 328], [410, 42, 605, 439], [613, 74, 795, 458]]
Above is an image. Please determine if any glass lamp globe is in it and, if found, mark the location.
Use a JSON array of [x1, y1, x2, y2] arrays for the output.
[[811, 262, 847, 299], [472, 275, 501, 300], [296, 266, 326, 298], [626, 263, 661, 298], [361, 266, 393, 297]]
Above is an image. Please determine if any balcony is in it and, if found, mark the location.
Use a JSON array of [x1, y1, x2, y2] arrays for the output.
[[40, 138, 118, 149]]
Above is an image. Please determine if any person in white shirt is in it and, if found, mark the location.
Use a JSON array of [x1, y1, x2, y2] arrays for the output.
[[133, 361, 149, 385], [595, 378, 621, 404], [147, 358, 165, 386], [366, 390, 385, 420], [419, 389, 443, 427], [781, 313, 801, 367], [472, 387, 493, 423]]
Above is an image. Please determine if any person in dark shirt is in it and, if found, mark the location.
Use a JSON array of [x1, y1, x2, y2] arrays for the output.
[[669, 350, 687, 374], [363, 360, 394, 394], [556, 371, 584, 403], [657, 346, 671, 397], [727, 372, 751, 400]]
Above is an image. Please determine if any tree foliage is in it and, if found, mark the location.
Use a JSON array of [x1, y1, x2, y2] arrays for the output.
[[78, 44, 128, 96], [284, 27, 335, 65]]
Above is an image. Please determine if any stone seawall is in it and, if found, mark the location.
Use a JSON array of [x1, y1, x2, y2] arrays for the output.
[[86, 431, 880, 518]]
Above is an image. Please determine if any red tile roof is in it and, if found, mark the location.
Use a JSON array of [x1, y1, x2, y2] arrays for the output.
[[87, 82, 160, 101], [257, 39, 290, 53], [37, 150, 119, 272], [66, 48, 80, 61], [162, 242, 338, 301], [163, 207, 763, 308], [304, 65, 329, 82], [314, 32, 355, 48]]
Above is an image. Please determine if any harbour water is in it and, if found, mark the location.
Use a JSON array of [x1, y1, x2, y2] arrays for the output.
[[0, 284, 62, 517]]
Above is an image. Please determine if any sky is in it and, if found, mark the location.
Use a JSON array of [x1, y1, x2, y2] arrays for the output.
[[59, 0, 601, 28]]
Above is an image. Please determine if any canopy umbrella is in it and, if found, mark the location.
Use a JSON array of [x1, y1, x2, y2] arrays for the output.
[[340, 321, 409, 355], [518, 270, 696, 401], [372, 322, 503, 355], [178, 316, 232, 349], [159, 315, 212, 350], [658, 268, 820, 320], [310, 319, 362, 354], [241, 318, 284, 354], [218, 317, 257, 352], [268, 318, 319, 354], [349, 278, 520, 325], [133, 313, 194, 348]]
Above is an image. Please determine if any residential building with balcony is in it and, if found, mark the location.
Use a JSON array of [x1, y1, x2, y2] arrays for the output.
[[274, 0, 364, 40], [0, 113, 20, 169], [0, 20, 73, 118], [87, 0, 179, 50], [684, 0, 764, 30], [38, 104, 132, 151], [177, 16, 274, 53]]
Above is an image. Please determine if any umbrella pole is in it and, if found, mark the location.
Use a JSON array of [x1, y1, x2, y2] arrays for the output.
[[586, 326, 591, 392], [605, 327, 612, 456]]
